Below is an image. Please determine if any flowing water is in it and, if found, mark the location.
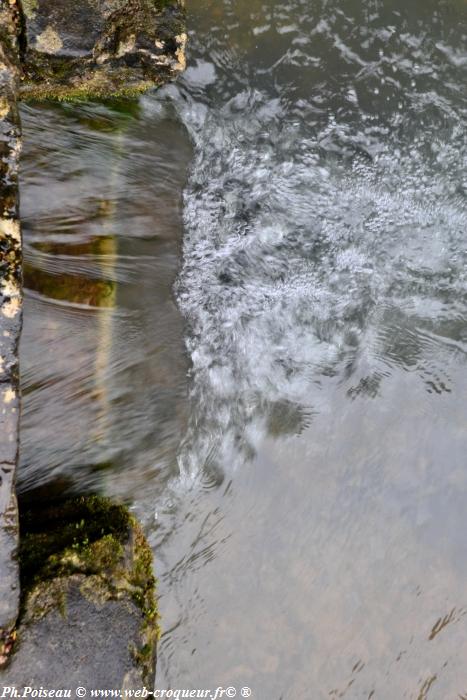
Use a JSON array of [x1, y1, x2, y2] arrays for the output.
[[19, 0, 467, 697]]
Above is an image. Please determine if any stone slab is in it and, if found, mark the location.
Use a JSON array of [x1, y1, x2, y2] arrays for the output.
[[20, 0, 187, 99], [3, 496, 158, 687], [2, 575, 150, 690]]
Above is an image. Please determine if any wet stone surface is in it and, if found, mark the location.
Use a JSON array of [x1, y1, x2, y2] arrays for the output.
[[0, 0, 187, 670], [0, 0, 21, 652], [3, 496, 159, 688], [20, 0, 187, 99], [3, 577, 149, 690]]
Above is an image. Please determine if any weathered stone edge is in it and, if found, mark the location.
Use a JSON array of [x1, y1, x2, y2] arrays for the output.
[[3, 496, 160, 687], [18, 0, 187, 101], [0, 0, 188, 672], [0, 0, 23, 650]]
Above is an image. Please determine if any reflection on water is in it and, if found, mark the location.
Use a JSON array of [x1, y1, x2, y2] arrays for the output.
[[19, 100, 192, 496], [19, 0, 467, 697]]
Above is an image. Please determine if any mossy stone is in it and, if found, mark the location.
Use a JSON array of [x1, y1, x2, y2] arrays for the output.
[[3, 496, 159, 688], [19, 0, 187, 101]]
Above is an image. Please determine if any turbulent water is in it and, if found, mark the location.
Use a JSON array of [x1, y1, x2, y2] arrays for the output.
[[19, 0, 467, 698], [170, 0, 467, 480]]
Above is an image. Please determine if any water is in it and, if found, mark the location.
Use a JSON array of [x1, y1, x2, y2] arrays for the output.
[[19, 100, 191, 497], [19, 0, 467, 697]]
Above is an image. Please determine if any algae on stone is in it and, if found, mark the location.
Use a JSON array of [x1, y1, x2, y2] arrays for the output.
[[19, 0, 187, 101], [4, 496, 159, 688], [0, 0, 187, 675]]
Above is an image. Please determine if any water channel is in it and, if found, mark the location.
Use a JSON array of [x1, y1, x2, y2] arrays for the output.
[[19, 1, 467, 697]]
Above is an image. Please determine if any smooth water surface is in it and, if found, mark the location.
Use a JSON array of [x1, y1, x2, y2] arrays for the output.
[[20, 1, 467, 697]]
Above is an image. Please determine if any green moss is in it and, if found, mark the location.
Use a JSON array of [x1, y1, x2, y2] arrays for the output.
[[19, 494, 160, 675], [19, 47, 156, 102], [19, 495, 133, 589], [125, 521, 160, 679], [20, 76, 158, 103], [17, 0, 186, 102], [24, 262, 116, 307], [128, 520, 160, 631]]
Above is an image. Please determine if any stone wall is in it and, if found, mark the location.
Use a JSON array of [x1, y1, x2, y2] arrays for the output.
[[0, 0, 186, 676], [20, 0, 187, 100], [0, 0, 22, 655]]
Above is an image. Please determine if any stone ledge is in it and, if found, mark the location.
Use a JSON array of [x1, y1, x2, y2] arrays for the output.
[[3, 496, 159, 687], [0, 0, 186, 677], [0, 0, 22, 644], [19, 0, 187, 100]]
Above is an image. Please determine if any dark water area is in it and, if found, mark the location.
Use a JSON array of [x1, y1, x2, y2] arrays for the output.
[[19, 0, 467, 697]]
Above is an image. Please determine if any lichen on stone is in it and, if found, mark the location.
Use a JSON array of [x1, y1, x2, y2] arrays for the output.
[[0, 219, 21, 242], [19, 0, 187, 101], [17, 496, 159, 682], [2, 388, 16, 404], [0, 96, 10, 118], [34, 25, 63, 54], [21, 0, 39, 21]]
